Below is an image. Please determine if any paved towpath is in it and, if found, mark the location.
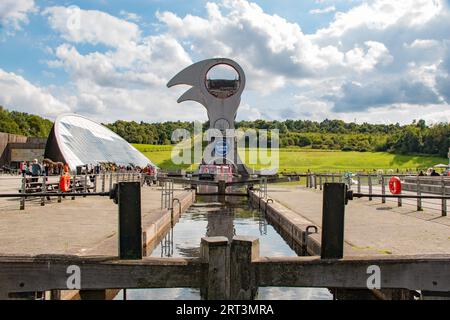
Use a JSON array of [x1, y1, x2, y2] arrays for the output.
[[0, 177, 186, 255], [268, 185, 450, 256]]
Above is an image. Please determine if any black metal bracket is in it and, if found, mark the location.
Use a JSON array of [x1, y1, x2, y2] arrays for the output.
[[109, 183, 119, 204], [346, 188, 353, 204]]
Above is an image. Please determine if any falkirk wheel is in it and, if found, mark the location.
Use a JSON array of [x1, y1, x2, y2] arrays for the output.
[[167, 58, 251, 176]]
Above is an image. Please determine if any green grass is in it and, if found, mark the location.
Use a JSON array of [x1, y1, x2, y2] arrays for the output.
[[133, 144, 446, 172], [133, 144, 193, 170]]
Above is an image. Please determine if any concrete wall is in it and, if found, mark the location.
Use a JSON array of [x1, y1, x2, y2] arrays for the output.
[[0, 132, 47, 166], [0, 132, 28, 165]]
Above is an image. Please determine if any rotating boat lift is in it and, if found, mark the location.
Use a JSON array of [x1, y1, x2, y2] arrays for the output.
[[167, 58, 255, 177]]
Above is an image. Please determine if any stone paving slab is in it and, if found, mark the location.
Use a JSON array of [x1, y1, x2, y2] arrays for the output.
[[267, 186, 450, 256], [0, 181, 187, 256]]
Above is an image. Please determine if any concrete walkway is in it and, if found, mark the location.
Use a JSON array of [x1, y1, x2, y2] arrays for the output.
[[268, 186, 450, 256], [0, 185, 187, 256]]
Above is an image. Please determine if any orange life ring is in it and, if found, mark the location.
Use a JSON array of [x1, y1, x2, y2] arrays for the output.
[[59, 175, 71, 192], [389, 176, 402, 195]]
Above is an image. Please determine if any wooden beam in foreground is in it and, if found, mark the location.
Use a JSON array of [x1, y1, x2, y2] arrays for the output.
[[0, 255, 204, 294], [0, 254, 449, 295], [255, 255, 450, 292]]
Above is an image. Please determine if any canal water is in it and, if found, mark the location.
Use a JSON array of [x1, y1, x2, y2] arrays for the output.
[[117, 196, 332, 300]]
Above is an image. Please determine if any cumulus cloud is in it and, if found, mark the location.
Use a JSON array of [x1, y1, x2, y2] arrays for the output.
[[37, 5, 199, 122], [436, 44, 450, 102], [329, 79, 441, 112], [0, 0, 36, 30], [3, 0, 450, 124], [155, 0, 398, 92], [312, 0, 444, 40], [43, 6, 141, 47], [0, 69, 70, 117], [119, 10, 142, 23]]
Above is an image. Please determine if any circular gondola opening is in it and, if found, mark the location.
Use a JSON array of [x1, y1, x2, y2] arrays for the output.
[[205, 64, 240, 99]]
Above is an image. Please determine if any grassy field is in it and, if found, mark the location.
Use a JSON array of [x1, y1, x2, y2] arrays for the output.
[[133, 144, 446, 173]]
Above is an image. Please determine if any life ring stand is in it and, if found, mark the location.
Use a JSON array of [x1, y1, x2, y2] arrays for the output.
[[59, 174, 71, 193], [389, 176, 402, 195]]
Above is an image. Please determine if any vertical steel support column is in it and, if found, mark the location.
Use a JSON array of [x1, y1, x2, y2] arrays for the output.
[[218, 180, 226, 195], [442, 177, 447, 217], [20, 176, 26, 210], [57, 175, 62, 203], [368, 175, 373, 201], [321, 183, 346, 259], [417, 177, 423, 211], [93, 174, 97, 192], [41, 175, 46, 206], [118, 182, 142, 260], [381, 176, 386, 204], [83, 171, 87, 198], [71, 175, 76, 200], [101, 173, 106, 192], [357, 175, 361, 194]]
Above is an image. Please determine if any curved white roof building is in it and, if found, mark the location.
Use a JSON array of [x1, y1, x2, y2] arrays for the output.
[[44, 114, 155, 171]]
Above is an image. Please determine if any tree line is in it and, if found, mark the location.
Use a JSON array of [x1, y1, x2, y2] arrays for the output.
[[105, 118, 450, 157], [0, 106, 449, 158], [0, 107, 53, 138]]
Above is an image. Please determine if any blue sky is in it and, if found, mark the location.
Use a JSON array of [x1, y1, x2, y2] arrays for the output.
[[0, 0, 449, 124]]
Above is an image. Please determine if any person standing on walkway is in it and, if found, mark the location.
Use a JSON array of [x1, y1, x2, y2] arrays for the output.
[[431, 169, 440, 177], [31, 159, 41, 183], [20, 161, 27, 176]]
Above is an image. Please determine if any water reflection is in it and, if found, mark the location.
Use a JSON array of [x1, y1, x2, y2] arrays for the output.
[[122, 198, 332, 300]]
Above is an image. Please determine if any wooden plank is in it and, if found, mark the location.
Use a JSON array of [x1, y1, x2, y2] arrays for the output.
[[200, 237, 229, 300], [1, 253, 449, 295], [255, 255, 450, 292], [0, 256, 205, 294], [230, 236, 259, 300]]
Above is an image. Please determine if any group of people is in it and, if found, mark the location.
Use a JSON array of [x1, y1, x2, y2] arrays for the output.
[[418, 168, 445, 177], [82, 162, 157, 175], [19, 159, 66, 177], [20, 159, 157, 176], [19, 159, 69, 183]]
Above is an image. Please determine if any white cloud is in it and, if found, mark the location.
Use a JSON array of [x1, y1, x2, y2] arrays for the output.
[[4, 0, 450, 124], [43, 6, 140, 48], [406, 39, 440, 49], [0, 0, 36, 30], [236, 103, 262, 120], [156, 0, 382, 91], [0, 69, 70, 117], [344, 41, 393, 72], [312, 0, 444, 40], [310, 6, 336, 15], [119, 10, 142, 23], [41, 6, 195, 122]]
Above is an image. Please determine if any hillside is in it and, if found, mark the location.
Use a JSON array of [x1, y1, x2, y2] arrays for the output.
[[0, 106, 449, 160], [133, 144, 446, 172]]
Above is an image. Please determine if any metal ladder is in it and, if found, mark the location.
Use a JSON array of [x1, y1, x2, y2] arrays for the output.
[[161, 179, 174, 209]]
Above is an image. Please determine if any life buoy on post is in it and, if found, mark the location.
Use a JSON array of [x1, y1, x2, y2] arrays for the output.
[[389, 176, 402, 195], [59, 174, 71, 193]]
